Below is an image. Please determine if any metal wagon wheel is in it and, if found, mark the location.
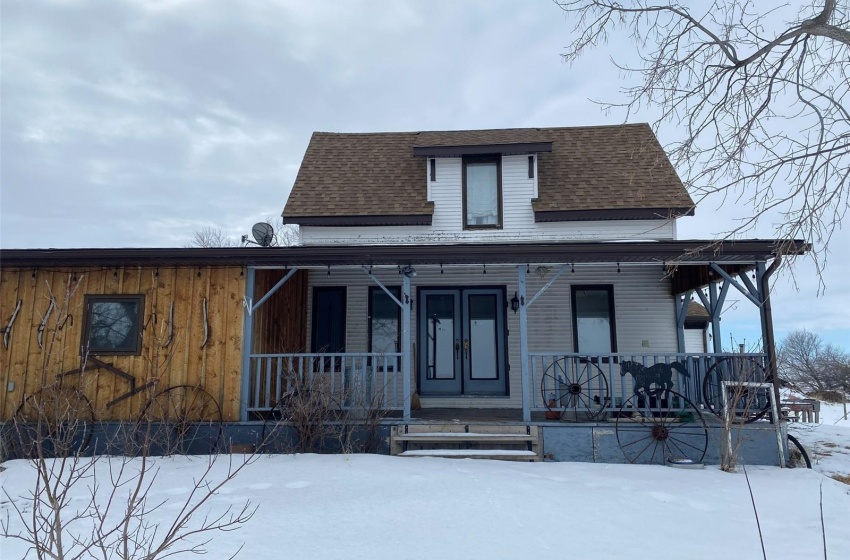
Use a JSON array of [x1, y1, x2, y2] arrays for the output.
[[702, 356, 771, 423], [13, 385, 95, 458], [540, 357, 609, 421], [138, 385, 223, 456], [787, 434, 812, 469], [615, 389, 707, 465]]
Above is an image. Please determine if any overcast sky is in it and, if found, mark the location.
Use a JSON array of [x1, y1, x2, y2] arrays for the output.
[[1, 0, 847, 348]]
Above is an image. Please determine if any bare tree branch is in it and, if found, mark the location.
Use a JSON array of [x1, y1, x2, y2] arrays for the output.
[[556, 0, 850, 285]]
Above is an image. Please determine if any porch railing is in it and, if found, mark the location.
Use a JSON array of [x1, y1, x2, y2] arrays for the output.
[[530, 352, 770, 417], [246, 353, 405, 417]]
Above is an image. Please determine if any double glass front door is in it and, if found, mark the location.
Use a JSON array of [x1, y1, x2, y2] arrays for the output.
[[418, 288, 507, 396]]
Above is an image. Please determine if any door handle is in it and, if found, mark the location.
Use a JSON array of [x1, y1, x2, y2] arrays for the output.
[[455, 339, 460, 359], [463, 339, 470, 359]]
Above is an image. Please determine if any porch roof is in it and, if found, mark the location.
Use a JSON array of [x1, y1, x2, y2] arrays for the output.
[[0, 239, 807, 269]]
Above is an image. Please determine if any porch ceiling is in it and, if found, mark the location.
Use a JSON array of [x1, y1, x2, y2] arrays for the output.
[[0, 239, 808, 269]]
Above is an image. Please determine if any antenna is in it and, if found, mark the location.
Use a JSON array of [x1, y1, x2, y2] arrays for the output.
[[244, 222, 275, 247]]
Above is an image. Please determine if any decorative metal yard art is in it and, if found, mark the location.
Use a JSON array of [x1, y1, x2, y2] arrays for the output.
[[540, 357, 610, 421], [12, 384, 96, 458], [12, 356, 224, 457], [137, 385, 223, 456], [702, 355, 771, 422], [615, 361, 708, 465]]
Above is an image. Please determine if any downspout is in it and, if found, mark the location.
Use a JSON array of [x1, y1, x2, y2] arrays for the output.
[[760, 255, 782, 413]]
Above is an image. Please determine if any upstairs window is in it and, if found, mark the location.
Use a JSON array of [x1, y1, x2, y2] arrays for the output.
[[463, 155, 502, 229], [81, 295, 144, 355]]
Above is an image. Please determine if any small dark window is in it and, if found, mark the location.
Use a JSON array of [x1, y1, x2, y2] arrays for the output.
[[81, 295, 144, 355], [528, 155, 534, 179], [462, 155, 502, 229], [430, 158, 436, 182], [571, 286, 617, 355], [311, 287, 346, 354], [368, 287, 400, 370]]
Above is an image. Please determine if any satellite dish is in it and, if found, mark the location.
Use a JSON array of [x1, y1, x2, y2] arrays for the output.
[[251, 222, 275, 247]]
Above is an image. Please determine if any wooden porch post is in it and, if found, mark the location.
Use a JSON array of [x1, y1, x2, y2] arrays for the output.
[[402, 271, 412, 420], [675, 290, 693, 353], [708, 281, 723, 353], [518, 266, 530, 422], [240, 267, 255, 422]]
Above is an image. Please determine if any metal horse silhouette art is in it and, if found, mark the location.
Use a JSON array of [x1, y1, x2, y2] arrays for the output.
[[620, 361, 690, 398]]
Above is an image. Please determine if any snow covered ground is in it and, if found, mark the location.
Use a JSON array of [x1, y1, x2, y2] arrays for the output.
[[3, 450, 849, 560], [3, 396, 848, 559], [788, 397, 850, 481]]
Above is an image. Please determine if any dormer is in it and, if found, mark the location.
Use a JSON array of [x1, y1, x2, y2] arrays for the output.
[[413, 142, 552, 230], [283, 124, 695, 245]]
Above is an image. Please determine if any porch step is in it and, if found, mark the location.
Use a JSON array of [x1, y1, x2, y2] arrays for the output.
[[390, 424, 542, 462], [399, 449, 538, 460]]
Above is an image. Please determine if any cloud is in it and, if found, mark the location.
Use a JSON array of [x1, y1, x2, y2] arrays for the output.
[[1, 0, 846, 346]]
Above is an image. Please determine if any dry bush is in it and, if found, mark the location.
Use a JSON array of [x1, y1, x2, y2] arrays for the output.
[[263, 366, 390, 454], [831, 473, 850, 485], [2, 273, 257, 559], [808, 390, 846, 404], [718, 360, 773, 472]]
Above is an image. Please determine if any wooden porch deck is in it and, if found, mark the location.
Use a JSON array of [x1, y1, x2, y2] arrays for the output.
[[384, 408, 555, 423]]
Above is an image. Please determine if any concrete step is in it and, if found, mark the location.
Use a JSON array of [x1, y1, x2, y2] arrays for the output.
[[390, 424, 542, 461], [393, 432, 536, 443], [398, 449, 540, 461]]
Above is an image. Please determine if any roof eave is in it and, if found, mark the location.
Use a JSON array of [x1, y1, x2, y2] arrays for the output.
[[412, 142, 553, 157], [284, 213, 433, 227], [0, 240, 809, 269], [534, 207, 695, 222]]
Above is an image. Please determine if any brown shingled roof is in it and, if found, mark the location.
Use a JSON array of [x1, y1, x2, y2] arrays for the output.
[[686, 301, 711, 321], [284, 124, 694, 224]]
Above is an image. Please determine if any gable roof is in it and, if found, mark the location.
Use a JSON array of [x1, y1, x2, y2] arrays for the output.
[[283, 124, 694, 226], [686, 302, 711, 326]]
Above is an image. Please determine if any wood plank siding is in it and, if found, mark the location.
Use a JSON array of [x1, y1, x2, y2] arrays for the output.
[[0, 266, 248, 421], [251, 269, 308, 353], [305, 263, 679, 409]]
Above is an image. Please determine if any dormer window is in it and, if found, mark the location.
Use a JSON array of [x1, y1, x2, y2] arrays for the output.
[[462, 155, 502, 229]]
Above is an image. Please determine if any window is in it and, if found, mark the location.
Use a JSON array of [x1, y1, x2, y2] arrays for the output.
[[368, 287, 400, 369], [81, 295, 144, 355], [462, 155, 502, 229], [571, 286, 617, 355], [311, 287, 346, 354]]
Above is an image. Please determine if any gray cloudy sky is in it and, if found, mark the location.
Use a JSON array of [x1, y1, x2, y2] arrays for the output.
[[1, 0, 847, 347]]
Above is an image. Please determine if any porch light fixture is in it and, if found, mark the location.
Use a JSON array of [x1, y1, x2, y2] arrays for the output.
[[510, 292, 520, 313], [401, 265, 416, 278]]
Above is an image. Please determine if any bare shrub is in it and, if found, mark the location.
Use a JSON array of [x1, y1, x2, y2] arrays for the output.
[[2, 272, 257, 559], [716, 358, 773, 472], [263, 364, 390, 455]]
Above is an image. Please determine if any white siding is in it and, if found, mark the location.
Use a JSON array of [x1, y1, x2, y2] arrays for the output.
[[684, 328, 708, 353], [305, 263, 678, 409], [300, 155, 677, 245]]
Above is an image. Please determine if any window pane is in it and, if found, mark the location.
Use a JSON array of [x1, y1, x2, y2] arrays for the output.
[[370, 289, 399, 356], [575, 289, 613, 354], [313, 288, 346, 353], [468, 294, 497, 380], [426, 294, 455, 379], [466, 162, 498, 226], [88, 300, 140, 352]]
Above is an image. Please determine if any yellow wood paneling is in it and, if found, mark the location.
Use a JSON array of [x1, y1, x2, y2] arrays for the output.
[[0, 266, 246, 421]]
